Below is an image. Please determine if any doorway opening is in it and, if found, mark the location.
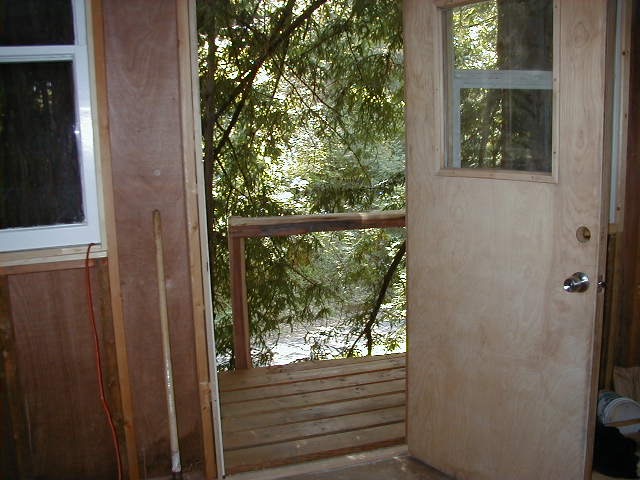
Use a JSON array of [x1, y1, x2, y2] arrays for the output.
[[196, 0, 407, 474]]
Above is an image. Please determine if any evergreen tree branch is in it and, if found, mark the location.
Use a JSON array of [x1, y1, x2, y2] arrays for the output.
[[347, 239, 406, 357], [213, 0, 329, 123]]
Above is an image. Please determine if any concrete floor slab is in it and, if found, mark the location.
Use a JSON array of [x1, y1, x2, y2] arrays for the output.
[[277, 456, 452, 480]]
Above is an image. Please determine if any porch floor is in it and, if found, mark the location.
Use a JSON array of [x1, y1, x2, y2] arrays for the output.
[[218, 353, 406, 474]]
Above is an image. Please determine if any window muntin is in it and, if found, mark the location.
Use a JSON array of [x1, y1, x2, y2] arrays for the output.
[[443, 0, 554, 174], [0, 0, 100, 252]]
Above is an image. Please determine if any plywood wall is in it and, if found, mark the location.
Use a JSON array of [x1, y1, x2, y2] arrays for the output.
[[0, 2, 209, 478], [101, 0, 203, 476], [0, 263, 121, 478]]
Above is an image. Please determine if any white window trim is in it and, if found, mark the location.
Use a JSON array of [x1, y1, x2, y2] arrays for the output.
[[450, 69, 553, 168], [0, 0, 101, 253]]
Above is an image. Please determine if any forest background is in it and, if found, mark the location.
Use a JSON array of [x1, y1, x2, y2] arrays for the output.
[[197, 0, 406, 369]]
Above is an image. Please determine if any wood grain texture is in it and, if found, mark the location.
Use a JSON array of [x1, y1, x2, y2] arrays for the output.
[[228, 211, 405, 238], [617, 1, 640, 367], [220, 368, 405, 403], [91, 0, 140, 476], [225, 423, 405, 474], [222, 393, 406, 434], [0, 276, 28, 478], [0, 258, 98, 276], [405, 1, 608, 479], [175, 0, 217, 476], [219, 355, 406, 474], [102, 0, 202, 475], [219, 354, 405, 391], [229, 236, 251, 370], [7, 267, 119, 478]]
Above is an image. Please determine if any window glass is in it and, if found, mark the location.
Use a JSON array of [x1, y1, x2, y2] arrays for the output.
[[0, 61, 84, 228], [0, 0, 100, 253], [445, 0, 553, 173], [0, 0, 74, 46]]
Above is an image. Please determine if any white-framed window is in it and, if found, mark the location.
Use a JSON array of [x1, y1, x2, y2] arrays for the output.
[[0, 0, 100, 252]]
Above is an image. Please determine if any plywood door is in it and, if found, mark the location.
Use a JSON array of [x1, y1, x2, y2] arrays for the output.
[[405, 1, 609, 479]]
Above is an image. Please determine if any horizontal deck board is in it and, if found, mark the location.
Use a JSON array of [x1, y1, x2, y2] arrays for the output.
[[255, 353, 406, 373], [222, 391, 406, 433], [222, 378, 405, 417], [224, 405, 405, 450], [221, 367, 405, 404], [224, 422, 406, 474], [218, 355, 405, 391], [220, 353, 407, 473]]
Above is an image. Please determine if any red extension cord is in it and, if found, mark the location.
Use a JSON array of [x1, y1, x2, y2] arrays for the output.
[[85, 244, 123, 480]]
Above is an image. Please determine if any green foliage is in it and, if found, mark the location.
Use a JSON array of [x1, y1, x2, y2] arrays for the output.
[[198, 0, 406, 369]]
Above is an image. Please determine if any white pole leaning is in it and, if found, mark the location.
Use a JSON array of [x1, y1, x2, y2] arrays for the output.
[[153, 210, 182, 478]]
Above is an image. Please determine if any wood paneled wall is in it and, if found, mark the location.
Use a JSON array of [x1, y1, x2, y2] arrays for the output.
[[101, 0, 203, 476], [0, 263, 121, 478], [1, 2, 210, 478]]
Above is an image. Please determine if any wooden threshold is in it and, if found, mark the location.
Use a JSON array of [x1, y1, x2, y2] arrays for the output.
[[218, 354, 406, 474]]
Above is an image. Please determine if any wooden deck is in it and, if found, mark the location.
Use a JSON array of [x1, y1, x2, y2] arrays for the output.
[[218, 353, 406, 474]]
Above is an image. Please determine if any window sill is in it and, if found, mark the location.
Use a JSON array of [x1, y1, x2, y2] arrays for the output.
[[0, 245, 107, 275]]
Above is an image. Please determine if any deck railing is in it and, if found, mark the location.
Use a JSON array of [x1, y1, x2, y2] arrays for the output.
[[228, 210, 406, 369]]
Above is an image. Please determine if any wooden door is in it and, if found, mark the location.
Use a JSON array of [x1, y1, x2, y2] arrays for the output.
[[405, 1, 610, 479]]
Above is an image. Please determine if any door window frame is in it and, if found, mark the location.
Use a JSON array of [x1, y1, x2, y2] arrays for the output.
[[436, 0, 560, 183]]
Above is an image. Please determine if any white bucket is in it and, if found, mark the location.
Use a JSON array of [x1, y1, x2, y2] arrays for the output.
[[598, 390, 640, 436]]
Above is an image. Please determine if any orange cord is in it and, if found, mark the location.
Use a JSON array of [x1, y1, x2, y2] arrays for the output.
[[85, 244, 123, 480]]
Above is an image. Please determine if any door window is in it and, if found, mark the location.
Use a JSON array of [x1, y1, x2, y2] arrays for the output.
[[443, 0, 554, 174]]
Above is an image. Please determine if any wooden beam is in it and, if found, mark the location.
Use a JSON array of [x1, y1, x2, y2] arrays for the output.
[[0, 259, 98, 276], [90, 1, 139, 477], [228, 211, 406, 238], [605, 0, 634, 388], [176, 0, 217, 476], [619, 1, 640, 366]]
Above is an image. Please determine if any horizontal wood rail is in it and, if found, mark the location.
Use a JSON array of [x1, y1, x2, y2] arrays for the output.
[[228, 210, 406, 369]]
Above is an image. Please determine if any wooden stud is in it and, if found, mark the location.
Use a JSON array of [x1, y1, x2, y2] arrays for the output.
[[621, 1, 640, 366], [586, 0, 619, 471], [229, 237, 251, 370], [90, 1, 140, 478], [601, 0, 634, 389], [95, 259, 128, 473], [175, 0, 217, 476]]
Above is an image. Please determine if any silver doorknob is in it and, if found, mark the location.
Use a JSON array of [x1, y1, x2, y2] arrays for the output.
[[563, 272, 590, 293]]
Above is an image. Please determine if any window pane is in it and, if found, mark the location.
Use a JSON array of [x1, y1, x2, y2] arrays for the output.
[[0, 61, 84, 229], [459, 88, 552, 172], [0, 0, 74, 46], [445, 0, 553, 173]]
